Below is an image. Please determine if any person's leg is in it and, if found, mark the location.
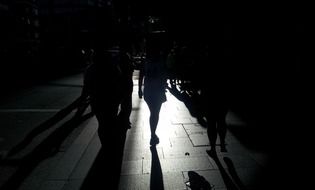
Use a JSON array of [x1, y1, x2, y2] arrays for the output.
[[95, 106, 118, 146], [206, 116, 218, 156], [94, 113, 127, 189], [218, 109, 228, 152], [147, 101, 162, 145], [118, 92, 132, 129]]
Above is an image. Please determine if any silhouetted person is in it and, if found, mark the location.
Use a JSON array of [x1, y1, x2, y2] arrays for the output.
[[139, 31, 168, 146], [205, 84, 228, 157], [82, 45, 128, 189], [138, 56, 144, 99], [118, 43, 135, 129], [166, 41, 178, 86], [196, 46, 229, 157], [83, 46, 125, 142]]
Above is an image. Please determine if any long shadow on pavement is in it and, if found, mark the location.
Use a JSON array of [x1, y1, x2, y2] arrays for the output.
[[7, 95, 90, 157], [80, 128, 127, 190], [150, 146, 164, 190], [208, 154, 239, 190], [0, 99, 93, 190]]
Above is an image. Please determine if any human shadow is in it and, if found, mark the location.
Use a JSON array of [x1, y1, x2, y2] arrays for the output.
[[223, 157, 248, 190], [0, 102, 94, 190], [150, 146, 164, 190], [7, 94, 90, 157], [185, 171, 213, 190], [80, 128, 128, 190], [166, 83, 207, 127], [207, 153, 239, 190]]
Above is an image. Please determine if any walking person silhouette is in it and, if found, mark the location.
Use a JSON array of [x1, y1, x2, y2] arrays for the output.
[[139, 30, 168, 146], [82, 42, 131, 189], [117, 42, 135, 129], [197, 46, 229, 157]]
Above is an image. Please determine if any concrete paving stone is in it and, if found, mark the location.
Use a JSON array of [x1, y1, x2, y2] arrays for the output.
[[162, 172, 187, 190], [0, 166, 18, 186], [0, 112, 57, 151], [123, 146, 163, 161], [175, 103, 190, 111], [142, 136, 172, 148], [62, 179, 84, 190], [58, 115, 93, 152], [17, 153, 64, 190], [119, 174, 150, 190], [158, 116, 174, 127], [119, 172, 186, 190], [48, 74, 83, 85], [143, 157, 214, 174], [127, 126, 143, 136], [171, 124, 188, 137], [47, 88, 82, 109], [19, 177, 44, 190], [149, 124, 186, 140], [120, 160, 143, 175], [70, 118, 98, 146], [37, 180, 66, 190], [123, 149, 145, 161], [163, 146, 209, 159], [188, 134, 210, 146], [0, 73, 274, 190], [18, 118, 96, 189], [183, 123, 207, 135], [69, 133, 101, 179], [207, 154, 262, 170], [0, 86, 81, 110], [47, 120, 98, 180], [128, 120, 144, 133], [172, 109, 192, 116], [47, 144, 87, 180], [124, 137, 145, 152], [171, 117, 195, 125], [169, 137, 194, 148], [153, 126, 186, 141]]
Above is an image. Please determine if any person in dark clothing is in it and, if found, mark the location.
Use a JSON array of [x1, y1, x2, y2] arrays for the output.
[[83, 47, 126, 142], [204, 85, 229, 156], [138, 31, 168, 146], [189, 44, 229, 157], [117, 44, 135, 129], [82, 46, 128, 189], [197, 47, 229, 157]]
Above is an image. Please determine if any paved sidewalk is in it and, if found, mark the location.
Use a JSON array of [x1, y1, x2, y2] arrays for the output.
[[118, 83, 269, 190], [1, 72, 273, 190]]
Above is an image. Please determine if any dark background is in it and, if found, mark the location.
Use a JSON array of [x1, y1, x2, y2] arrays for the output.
[[0, 0, 307, 188]]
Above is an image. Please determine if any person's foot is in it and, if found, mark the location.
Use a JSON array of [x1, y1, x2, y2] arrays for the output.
[[150, 135, 159, 146]]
